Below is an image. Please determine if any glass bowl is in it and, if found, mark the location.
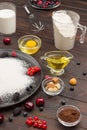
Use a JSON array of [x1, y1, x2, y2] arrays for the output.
[[42, 77, 64, 96], [57, 105, 81, 127], [18, 35, 41, 55]]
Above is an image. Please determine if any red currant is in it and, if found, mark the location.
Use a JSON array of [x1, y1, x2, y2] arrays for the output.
[[33, 122, 38, 128], [26, 120, 33, 126], [11, 51, 17, 57], [34, 116, 39, 121], [42, 124, 47, 130], [38, 123, 42, 129], [27, 116, 33, 120], [42, 120, 47, 125]]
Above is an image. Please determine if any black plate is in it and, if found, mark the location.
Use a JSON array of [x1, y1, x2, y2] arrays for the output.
[[29, 0, 61, 10], [0, 49, 43, 108]]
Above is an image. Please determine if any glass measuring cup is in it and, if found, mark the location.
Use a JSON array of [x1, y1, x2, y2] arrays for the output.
[[52, 10, 87, 50], [40, 51, 73, 76]]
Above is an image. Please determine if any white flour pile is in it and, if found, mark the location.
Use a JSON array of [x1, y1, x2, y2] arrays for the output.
[[52, 11, 76, 37], [0, 58, 33, 96]]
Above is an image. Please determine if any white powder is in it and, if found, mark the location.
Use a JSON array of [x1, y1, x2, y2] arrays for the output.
[[0, 58, 33, 96], [0, 9, 16, 34], [52, 11, 76, 37]]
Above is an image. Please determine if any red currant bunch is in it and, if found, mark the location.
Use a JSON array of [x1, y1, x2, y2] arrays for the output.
[[26, 66, 41, 76], [26, 116, 47, 130]]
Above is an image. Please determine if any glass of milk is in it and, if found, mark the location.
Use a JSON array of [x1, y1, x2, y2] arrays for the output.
[[52, 10, 86, 50], [0, 2, 16, 35]]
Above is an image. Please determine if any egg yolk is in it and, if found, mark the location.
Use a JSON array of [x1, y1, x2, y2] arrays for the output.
[[25, 40, 37, 47]]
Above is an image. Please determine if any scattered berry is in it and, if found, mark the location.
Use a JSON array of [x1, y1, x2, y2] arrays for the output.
[[36, 97, 44, 107], [69, 78, 77, 86], [11, 51, 17, 57], [83, 71, 87, 76], [39, 106, 44, 111], [0, 114, 4, 123], [42, 124, 47, 130], [70, 87, 74, 91], [26, 119, 33, 126], [23, 111, 28, 117], [13, 107, 22, 116], [3, 37, 11, 45], [33, 122, 38, 127], [76, 62, 80, 65], [61, 100, 66, 105], [8, 115, 13, 122], [25, 101, 34, 111], [44, 75, 51, 79]]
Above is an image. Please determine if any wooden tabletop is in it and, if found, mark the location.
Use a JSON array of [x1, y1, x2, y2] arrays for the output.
[[0, 0, 87, 130]]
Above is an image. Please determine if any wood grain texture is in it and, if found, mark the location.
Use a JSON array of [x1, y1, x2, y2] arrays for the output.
[[0, 0, 87, 130]]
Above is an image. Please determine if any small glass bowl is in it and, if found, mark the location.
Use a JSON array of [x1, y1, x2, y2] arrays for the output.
[[18, 35, 41, 55], [42, 77, 64, 96], [57, 105, 81, 127]]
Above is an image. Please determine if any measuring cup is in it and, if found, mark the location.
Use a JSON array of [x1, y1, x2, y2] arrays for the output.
[[52, 10, 87, 50]]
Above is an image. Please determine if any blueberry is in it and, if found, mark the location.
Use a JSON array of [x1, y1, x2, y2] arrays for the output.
[[13, 92, 20, 101], [70, 87, 74, 91], [83, 72, 87, 76], [13, 107, 22, 116], [61, 100, 66, 105], [8, 115, 13, 122], [23, 111, 28, 117], [39, 106, 44, 111], [76, 62, 81, 65]]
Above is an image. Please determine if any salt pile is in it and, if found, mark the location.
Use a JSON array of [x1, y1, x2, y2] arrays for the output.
[[0, 58, 33, 96]]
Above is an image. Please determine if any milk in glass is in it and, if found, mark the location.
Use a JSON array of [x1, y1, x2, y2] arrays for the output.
[[0, 9, 16, 34], [52, 11, 77, 50]]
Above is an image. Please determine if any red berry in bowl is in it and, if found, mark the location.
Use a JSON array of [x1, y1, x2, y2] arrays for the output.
[[11, 51, 17, 57], [3, 37, 11, 45], [25, 101, 34, 111], [36, 97, 44, 107], [0, 114, 4, 123]]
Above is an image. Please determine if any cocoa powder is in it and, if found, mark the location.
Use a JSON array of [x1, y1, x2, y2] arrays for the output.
[[58, 108, 80, 122]]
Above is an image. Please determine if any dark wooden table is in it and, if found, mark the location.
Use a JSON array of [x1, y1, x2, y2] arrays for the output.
[[0, 0, 87, 130]]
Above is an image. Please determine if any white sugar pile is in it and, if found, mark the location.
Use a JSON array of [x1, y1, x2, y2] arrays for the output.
[[0, 58, 33, 96]]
